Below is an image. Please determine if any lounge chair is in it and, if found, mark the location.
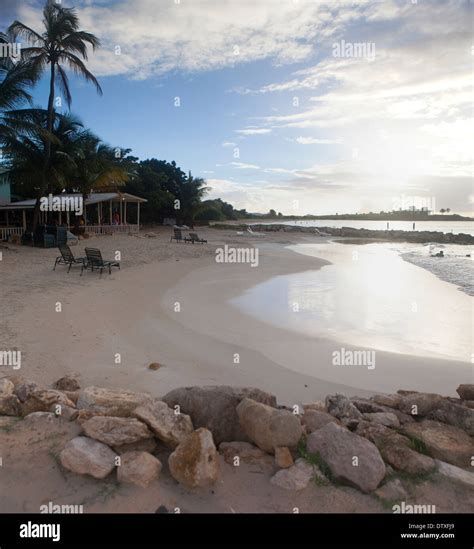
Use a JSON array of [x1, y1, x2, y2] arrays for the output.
[[171, 228, 184, 243], [53, 244, 86, 273], [188, 232, 207, 244], [81, 247, 120, 277]]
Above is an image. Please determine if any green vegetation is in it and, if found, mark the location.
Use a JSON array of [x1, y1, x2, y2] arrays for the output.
[[297, 437, 334, 485]]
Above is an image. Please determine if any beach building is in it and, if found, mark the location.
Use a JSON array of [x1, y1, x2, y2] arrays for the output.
[[0, 188, 147, 241]]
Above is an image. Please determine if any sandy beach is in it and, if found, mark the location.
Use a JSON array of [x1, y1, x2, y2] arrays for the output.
[[1, 228, 473, 514]]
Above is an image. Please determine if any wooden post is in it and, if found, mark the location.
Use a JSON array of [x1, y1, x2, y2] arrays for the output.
[[84, 203, 87, 225], [66, 210, 70, 228], [109, 200, 112, 225], [59, 211, 62, 225], [124, 200, 127, 225], [137, 202, 140, 231], [120, 199, 123, 225], [22, 210, 26, 230]]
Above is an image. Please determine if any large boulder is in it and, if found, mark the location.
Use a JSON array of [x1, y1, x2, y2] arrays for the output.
[[162, 386, 276, 444], [117, 451, 162, 488], [399, 393, 443, 417], [20, 389, 75, 416], [236, 398, 303, 454], [456, 385, 474, 401], [372, 394, 402, 409], [302, 409, 338, 433], [168, 428, 219, 488], [81, 416, 153, 446], [77, 386, 151, 417], [59, 436, 117, 479], [133, 400, 193, 448], [0, 394, 21, 416], [14, 380, 39, 403], [427, 400, 474, 436], [270, 458, 320, 490], [402, 420, 474, 468], [435, 460, 474, 488], [307, 422, 385, 493], [378, 435, 436, 475]]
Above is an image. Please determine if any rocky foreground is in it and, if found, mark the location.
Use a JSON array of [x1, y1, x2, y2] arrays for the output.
[[212, 223, 474, 245], [0, 375, 473, 508]]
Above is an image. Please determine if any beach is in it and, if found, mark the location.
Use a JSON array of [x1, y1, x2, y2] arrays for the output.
[[1, 228, 471, 403], [1, 227, 473, 514]]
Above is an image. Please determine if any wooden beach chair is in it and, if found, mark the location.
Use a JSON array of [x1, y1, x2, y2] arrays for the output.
[[53, 244, 86, 273], [188, 232, 207, 244], [81, 247, 120, 277], [171, 228, 184, 242]]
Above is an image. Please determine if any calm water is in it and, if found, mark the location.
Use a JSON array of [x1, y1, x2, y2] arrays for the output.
[[232, 241, 473, 362], [256, 219, 474, 236]]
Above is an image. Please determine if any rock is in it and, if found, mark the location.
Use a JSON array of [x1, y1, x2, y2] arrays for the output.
[[351, 398, 387, 414], [148, 362, 163, 371], [59, 436, 117, 479], [117, 451, 162, 488], [456, 384, 474, 401], [326, 394, 363, 422], [0, 394, 21, 416], [402, 420, 474, 468], [464, 401, 474, 410], [82, 416, 154, 446], [23, 411, 59, 424], [162, 385, 277, 444], [113, 438, 158, 455], [14, 380, 39, 403], [375, 478, 408, 501], [303, 401, 326, 412], [53, 375, 80, 392], [378, 436, 436, 475], [270, 458, 321, 490], [363, 412, 400, 428], [236, 398, 303, 453], [307, 422, 385, 493], [63, 390, 80, 404], [399, 393, 443, 417], [0, 379, 14, 395], [76, 409, 107, 425], [77, 386, 151, 417], [219, 441, 268, 464], [0, 416, 20, 430], [435, 460, 474, 488], [275, 447, 294, 469], [427, 400, 474, 436], [356, 420, 392, 445], [53, 405, 78, 421], [21, 390, 75, 416], [168, 428, 219, 488], [302, 409, 338, 433], [133, 400, 193, 448], [372, 394, 402, 409]]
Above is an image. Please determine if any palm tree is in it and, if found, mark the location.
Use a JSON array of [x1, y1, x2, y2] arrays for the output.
[[68, 136, 130, 227], [176, 173, 209, 225], [0, 33, 40, 111], [8, 0, 102, 228], [2, 109, 86, 207]]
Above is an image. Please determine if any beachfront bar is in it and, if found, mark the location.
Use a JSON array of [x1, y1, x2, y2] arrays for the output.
[[0, 191, 147, 241]]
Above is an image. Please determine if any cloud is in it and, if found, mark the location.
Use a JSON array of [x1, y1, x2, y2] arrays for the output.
[[295, 137, 342, 145], [222, 141, 237, 147], [230, 162, 260, 170], [235, 128, 272, 136]]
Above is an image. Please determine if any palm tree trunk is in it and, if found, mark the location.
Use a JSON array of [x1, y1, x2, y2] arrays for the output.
[[31, 63, 56, 233]]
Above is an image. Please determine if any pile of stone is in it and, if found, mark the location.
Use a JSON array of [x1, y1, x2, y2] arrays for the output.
[[1, 376, 473, 495], [212, 223, 474, 244]]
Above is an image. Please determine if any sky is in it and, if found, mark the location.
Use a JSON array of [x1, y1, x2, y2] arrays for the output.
[[1, 0, 473, 215]]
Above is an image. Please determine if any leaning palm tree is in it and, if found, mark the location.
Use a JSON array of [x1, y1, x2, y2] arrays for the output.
[[8, 0, 102, 228]]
